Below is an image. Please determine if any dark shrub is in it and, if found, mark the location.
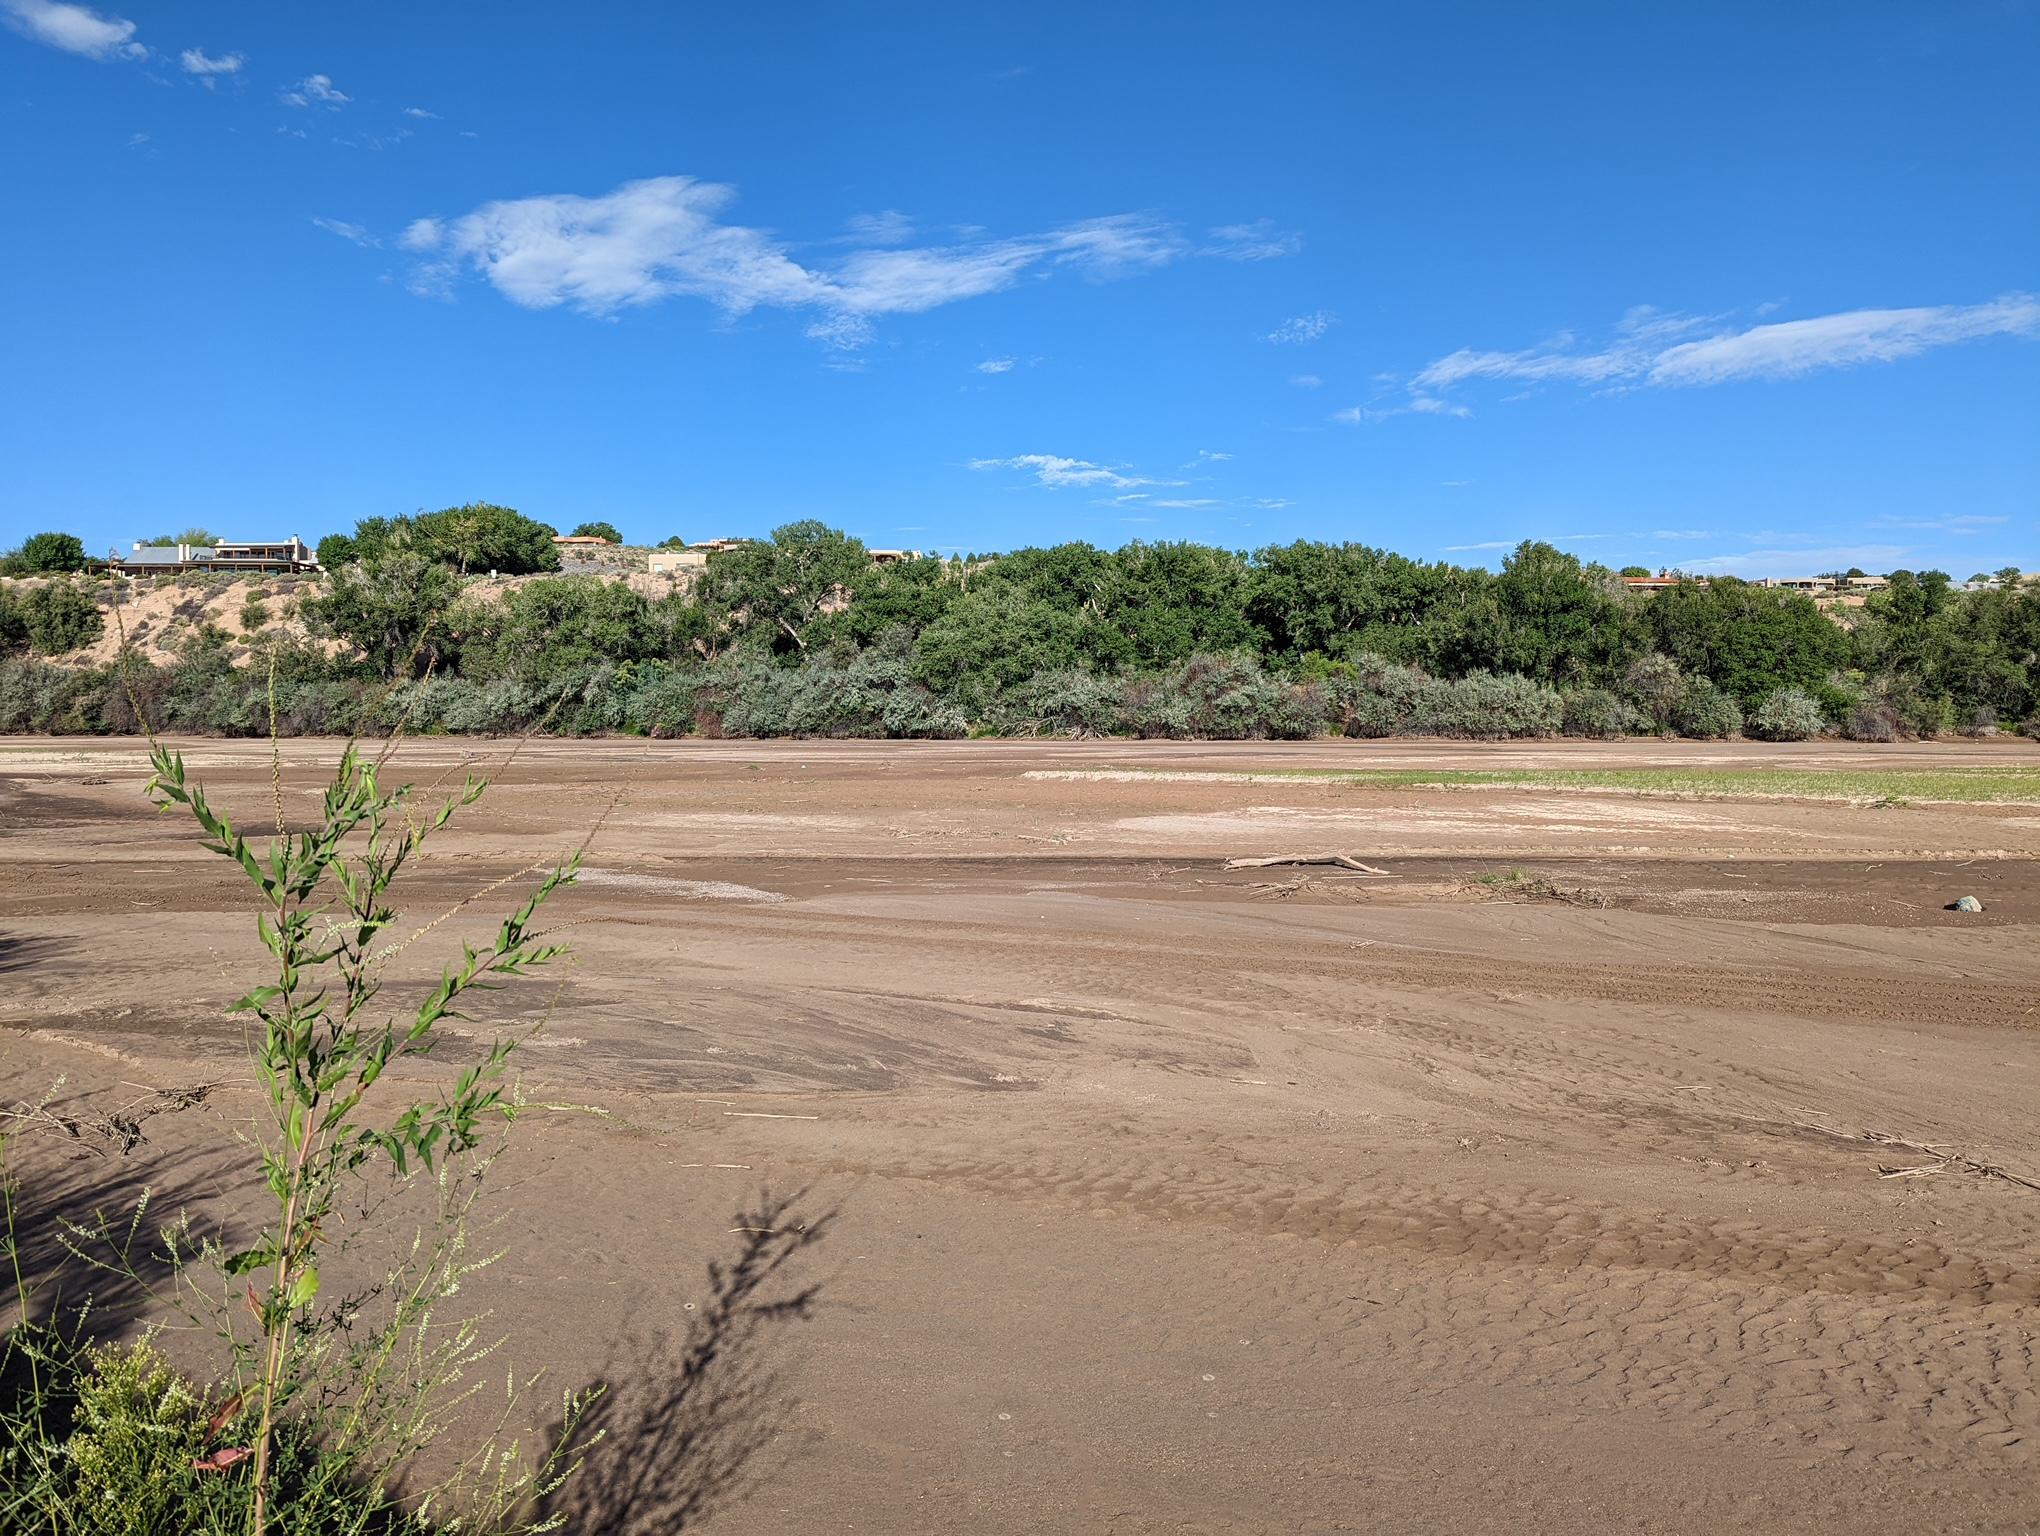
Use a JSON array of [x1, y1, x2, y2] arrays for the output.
[[21, 580, 104, 655], [11, 531, 88, 573]]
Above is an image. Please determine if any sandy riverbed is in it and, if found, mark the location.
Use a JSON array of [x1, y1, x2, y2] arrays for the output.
[[4, 733, 2038, 1533]]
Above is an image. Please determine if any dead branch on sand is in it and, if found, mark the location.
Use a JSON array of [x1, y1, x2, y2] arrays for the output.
[[1792, 1121, 2040, 1192], [1225, 854, 1397, 875], [1, 1080, 224, 1156]]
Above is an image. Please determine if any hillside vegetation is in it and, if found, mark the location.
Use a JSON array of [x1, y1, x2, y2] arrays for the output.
[[3, 515, 2036, 741]]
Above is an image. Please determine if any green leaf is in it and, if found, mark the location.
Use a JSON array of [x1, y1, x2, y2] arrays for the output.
[[223, 1247, 273, 1276], [286, 1266, 320, 1310]]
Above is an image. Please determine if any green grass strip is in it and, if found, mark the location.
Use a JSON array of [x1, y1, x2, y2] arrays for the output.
[[1048, 765, 2040, 804]]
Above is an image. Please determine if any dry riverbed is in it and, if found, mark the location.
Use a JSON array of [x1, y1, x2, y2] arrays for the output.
[[4, 734, 2039, 1534]]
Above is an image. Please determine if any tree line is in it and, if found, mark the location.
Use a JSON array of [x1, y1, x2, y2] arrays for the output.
[[2, 508, 2036, 740]]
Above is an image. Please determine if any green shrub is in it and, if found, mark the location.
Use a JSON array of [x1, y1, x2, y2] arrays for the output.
[[1844, 701, 1901, 742], [20, 581, 104, 655], [1958, 706, 1999, 737], [1005, 669, 1124, 736], [1621, 653, 1685, 729], [1323, 654, 1430, 737], [0, 585, 26, 653], [61, 1340, 213, 1534], [704, 648, 964, 739], [301, 554, 461, 677], [1561, 688, 1643, 738], [341, 504, 560, 576], [1749, 686, 1825, 741], [1669, 674, 1743, 738], [10, 531, 88, 573], [456, 576, 659, 682], [1427, 670, 1564, 738], [569, 521, 621, 543]]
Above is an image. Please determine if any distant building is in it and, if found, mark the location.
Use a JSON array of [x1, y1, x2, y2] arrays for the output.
[[552, 534, 612, 547], [1618, 572, 1701, 592], [1757, 577, 1830, 592], [867, 549, 922, 565], [116, 537, 319, 573], [649, 548, 707, 574], [689, 538, 753, 553], [1756, 574, 1889, 594]]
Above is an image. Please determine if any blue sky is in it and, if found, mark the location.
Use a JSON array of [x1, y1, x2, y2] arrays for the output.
[[2, 2, 2035, 577]]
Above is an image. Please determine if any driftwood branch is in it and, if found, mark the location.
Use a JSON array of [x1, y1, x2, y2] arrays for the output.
[[1791, 1122, 2040, 1192], [1223, 854, 1396, 876]]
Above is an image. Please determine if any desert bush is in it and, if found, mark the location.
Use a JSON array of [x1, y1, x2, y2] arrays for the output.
[[1119, 674, 1193, 738], [0, 657, 107, 732], [1171, 654, 1291, 739], [1958, 706, 1999, 737], [20, 580, 103, 655], [1265, 678, 1328, 739], [1892, 685, 1953, 738], [1425, 670, 1564, 738], [1621, 652, 1686, 729], [1748, 686, 1825, 741], [1321, 653, 1430, 737], [1843, 701, 1901, 742], [1561, 687, 1643, 738], [626, 665, 711, 737], [1005, 668, 1124, 736], [0, 585, 25, 653], [1669, 675, 1743, 738], [1109, 653, 1313, 740]]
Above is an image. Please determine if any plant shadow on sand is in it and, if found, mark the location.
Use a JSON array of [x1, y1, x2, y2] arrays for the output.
[[1, 1096, 247, 1398], [540, 1189, 836, 1534], [0, 934, 77, 976]]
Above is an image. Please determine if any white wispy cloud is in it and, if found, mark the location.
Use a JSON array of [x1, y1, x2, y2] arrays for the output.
[[1876, 513, 2009, 533], [971, 454, 1180, 491], [1205, 220, 1301, 261], [402, 105, 436, 119], [1444, 541, 1515, 551], [1291, 374, 1321, 388], [282, 72, 348, 106], [843, 209, 915, 245], [400, 176, 1258, 344], [974, 358, 1015, 373], [1268, 311, 1332, 344], [2, 0, 142, 59], [1335, 393, 1469, 424], [179, 46, 240, 80], [313, 217, 375, 247], [1415, 295, 2040, 396]]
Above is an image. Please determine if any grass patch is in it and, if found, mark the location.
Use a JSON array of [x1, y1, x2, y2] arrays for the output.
[[1029, 766, 2040, 804]]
